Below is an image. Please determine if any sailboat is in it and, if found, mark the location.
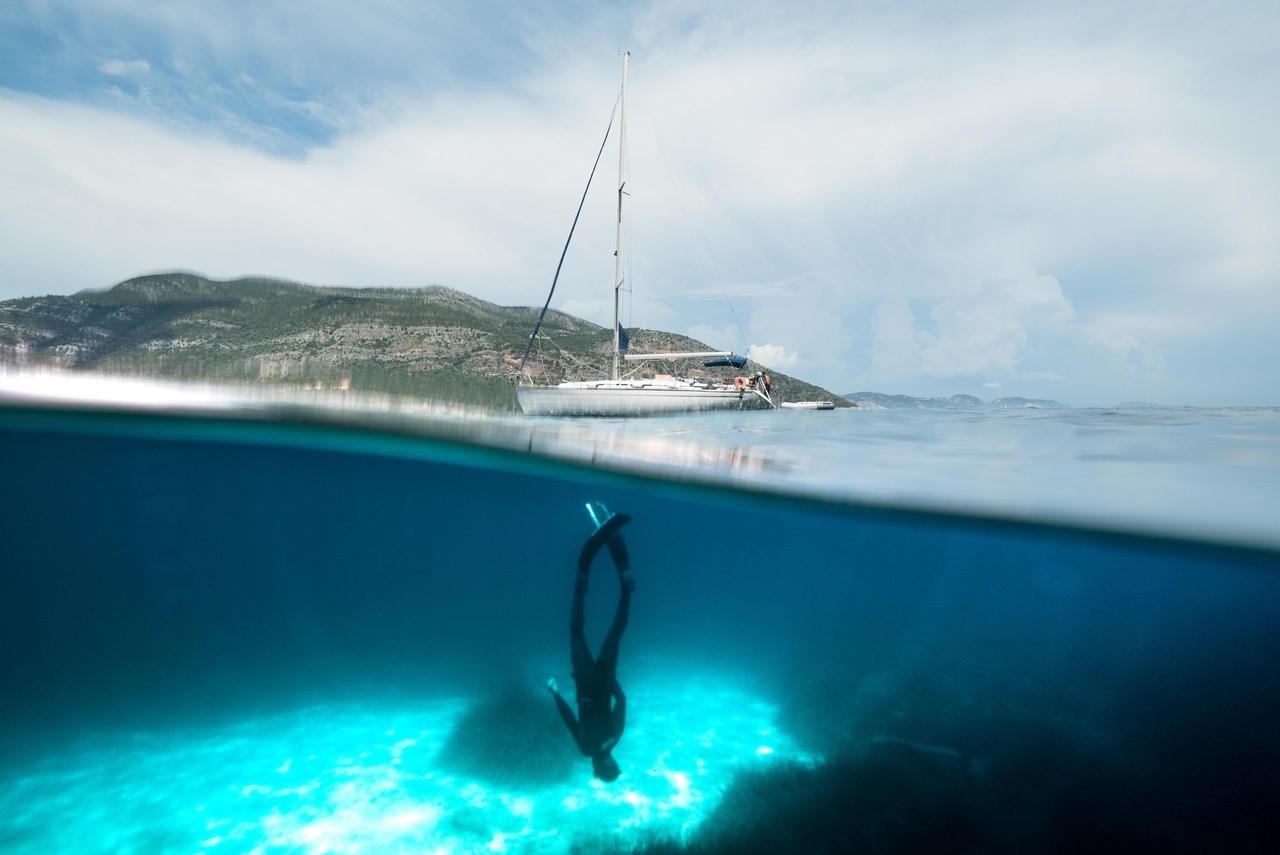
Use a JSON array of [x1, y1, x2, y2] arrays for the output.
[[516, 53, 774, 417]]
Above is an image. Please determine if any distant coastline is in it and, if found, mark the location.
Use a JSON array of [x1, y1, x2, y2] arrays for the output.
[[842, 392, 1068, 410]]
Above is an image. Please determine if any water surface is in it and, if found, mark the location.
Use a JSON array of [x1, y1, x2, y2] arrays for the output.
[[1, 387, 1277, 852]]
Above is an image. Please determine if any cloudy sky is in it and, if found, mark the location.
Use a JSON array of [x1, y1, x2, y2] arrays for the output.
[[2, 1, 1277, 405]]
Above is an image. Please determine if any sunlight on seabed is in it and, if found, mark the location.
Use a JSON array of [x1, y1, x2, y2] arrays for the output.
[[0, 671, 811, 853]]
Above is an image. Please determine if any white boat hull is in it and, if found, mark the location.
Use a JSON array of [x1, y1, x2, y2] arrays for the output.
[[518, 381, 773, 417]]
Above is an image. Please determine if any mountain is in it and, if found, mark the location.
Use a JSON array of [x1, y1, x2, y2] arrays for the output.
[[843, 391, 1068, 410], [988, 396, 1069, 409], [0, 272, 848, 412]]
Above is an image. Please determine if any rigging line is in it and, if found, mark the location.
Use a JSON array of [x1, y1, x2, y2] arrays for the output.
[[541, 331, 635, 381], [649, 119, 750, 357], [517, 93, 622, 377], [538, 332, 595, 373]]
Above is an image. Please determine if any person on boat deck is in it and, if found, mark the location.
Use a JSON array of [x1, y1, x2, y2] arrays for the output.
[[547, 503, 635, 782]]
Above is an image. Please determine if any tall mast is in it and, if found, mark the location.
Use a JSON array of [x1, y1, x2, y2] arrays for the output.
[[612, 51, 629, 381]]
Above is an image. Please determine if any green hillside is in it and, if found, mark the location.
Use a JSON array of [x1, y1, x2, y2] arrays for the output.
[[0, 273, 849, 412]]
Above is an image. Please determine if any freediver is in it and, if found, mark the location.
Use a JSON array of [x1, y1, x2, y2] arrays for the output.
[[546, 502, 635, 782]]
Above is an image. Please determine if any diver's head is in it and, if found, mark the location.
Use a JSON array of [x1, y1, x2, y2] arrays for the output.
[[592, 752, 620, 782]]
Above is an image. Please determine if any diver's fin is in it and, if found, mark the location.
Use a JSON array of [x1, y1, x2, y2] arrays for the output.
[[578, 512, 631, 574], [585, 501, 612, 529]]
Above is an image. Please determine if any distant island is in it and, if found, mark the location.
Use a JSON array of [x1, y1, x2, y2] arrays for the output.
[[0, 272, 849, 412], [842, 392, 1069, 410]]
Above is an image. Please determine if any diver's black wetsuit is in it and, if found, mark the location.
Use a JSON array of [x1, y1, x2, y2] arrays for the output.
[[551, 514, 633, 768]]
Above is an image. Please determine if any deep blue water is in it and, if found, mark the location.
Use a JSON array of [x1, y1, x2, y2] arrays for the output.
[[1, 393, 1278, 852]]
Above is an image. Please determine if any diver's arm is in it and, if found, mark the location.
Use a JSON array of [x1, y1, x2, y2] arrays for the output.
[[551, 689, 581, 743], [611, 681, 627, 736]]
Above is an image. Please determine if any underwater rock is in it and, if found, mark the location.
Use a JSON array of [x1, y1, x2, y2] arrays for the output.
[[736, 669, 1200, 853], [633, 748, 980, 855], [435, 683, 577, 787]]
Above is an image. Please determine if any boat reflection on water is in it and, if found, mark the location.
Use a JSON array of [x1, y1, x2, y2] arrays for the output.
[[0, 372, 794, 484]]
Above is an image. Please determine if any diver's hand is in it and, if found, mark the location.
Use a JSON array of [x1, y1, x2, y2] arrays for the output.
[[546, 678, 559, 695]]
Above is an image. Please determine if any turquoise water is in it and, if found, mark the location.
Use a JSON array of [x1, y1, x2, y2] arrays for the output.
[[1, 397, 1278, 852]]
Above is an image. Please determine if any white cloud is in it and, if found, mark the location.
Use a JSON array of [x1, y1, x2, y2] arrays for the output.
[[1084, 312, 1180, 378], [918, 273, 1074, 378], [685, 324, 737, 351], [99, 59, 151, 76], [0, 88, 612, 307], [864, 290, 921, 385], [747, 343, 797, 370]]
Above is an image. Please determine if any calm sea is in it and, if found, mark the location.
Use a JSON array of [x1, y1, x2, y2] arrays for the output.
[[1, 379, 1277, 853], [526, 404, 1280, 551]]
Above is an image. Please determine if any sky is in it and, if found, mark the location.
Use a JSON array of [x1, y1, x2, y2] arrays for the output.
[[1, 1, 1277, 406]]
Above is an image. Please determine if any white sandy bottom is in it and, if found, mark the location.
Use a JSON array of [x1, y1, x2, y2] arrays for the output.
[[0, 671, 814, 854]]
